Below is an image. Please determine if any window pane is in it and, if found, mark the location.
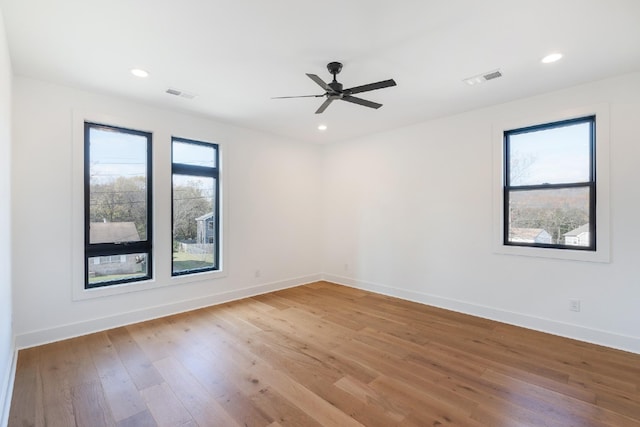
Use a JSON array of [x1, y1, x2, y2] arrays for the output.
[[89, 127, 148, 242], [87, 252, 149, 286], [90, 221, 141, 244], [172, 175, 216, 274], [172, 140, 216, 167], [508, 187, 590, 246], [508, 121, 591, 186]]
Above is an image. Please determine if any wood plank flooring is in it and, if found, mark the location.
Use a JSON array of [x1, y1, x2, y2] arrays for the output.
[[8, 281, 640, 426]]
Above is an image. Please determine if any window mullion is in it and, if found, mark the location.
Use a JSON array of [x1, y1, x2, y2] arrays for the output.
[[508, 182, 592, 192]]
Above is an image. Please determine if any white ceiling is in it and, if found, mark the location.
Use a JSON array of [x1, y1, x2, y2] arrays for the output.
[[1, 0, 639, 144]]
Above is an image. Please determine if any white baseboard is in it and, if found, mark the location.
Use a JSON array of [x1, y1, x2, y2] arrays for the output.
[[323, 273, 640, 355], [0, 339, 17, 427], [15, 274, 322, 350]]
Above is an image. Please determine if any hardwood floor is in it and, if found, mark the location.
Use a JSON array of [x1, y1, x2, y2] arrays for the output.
[[8, 281, 640, 426]]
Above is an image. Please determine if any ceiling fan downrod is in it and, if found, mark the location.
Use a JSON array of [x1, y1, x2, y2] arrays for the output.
[[327, 62, 343, 92]]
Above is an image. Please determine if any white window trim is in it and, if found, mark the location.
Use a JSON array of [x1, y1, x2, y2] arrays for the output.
[[492, 104, 610, 263], [71, 110, 228, 301]]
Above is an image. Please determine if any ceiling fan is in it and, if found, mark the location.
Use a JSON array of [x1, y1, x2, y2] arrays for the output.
[[273, 61, 397, 114]]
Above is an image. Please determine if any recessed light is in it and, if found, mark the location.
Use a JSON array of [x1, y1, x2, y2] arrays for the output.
[[542, 53, 563, 64], [317, 124, 327, 131], [130, 68, 149, 78]]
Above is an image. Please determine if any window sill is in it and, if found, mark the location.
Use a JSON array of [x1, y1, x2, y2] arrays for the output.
[[493, 242, 610, 263], [170, 268, 227, 286], [72, 269, 228, 301], [73, 277, 159, 301]]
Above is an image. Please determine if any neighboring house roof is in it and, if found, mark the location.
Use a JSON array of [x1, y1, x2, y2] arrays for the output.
[[564, 224, 590, 237], [510, 228, 550, 241], [90, 222, 140, 243], [196, 212, 214, 221]]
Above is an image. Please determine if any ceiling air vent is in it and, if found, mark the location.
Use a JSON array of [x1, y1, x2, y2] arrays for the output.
[[166, 88, 197, 99], [483, 70, 502, 81], [463, 69, 503, 86]]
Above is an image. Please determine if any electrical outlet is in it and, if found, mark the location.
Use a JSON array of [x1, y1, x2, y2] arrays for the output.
[[255, 269, 261, 278], [569, 299, 581, 312], [344, 263, 349, 272]]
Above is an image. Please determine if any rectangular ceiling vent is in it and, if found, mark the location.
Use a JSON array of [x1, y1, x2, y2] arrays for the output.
[[483, 70, 502, 81], [463, 69, 503, 86], [166, 88, 197, 99]]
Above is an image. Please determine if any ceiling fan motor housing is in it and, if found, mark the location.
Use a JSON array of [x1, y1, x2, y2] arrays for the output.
[[328, 81, 343, 93], [327, 61, 343, 75]]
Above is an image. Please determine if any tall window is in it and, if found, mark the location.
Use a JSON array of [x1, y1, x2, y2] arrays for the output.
[[84, 122, 152, 288], [504, 116, 595, 250], [172, 137, 219, 276]]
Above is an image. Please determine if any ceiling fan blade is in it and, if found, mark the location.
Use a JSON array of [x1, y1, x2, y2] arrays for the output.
[[342, 95, 382, 109], [271, 94, 324, 99], [315, 97, 334, 114], [306, 73, 331, 91], [346, 79, 397, 95]]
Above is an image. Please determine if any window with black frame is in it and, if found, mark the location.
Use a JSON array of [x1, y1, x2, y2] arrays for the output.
[[504, 116, 595, 250], [84, 122, 153, 288], [171, 137, 219, 276]]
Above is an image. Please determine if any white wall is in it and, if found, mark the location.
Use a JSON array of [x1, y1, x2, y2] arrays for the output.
[[11, 77, 323, 347], [0, 8, 13, 426], [9, 67, 640, 356], [323, 72, 640, 353]]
